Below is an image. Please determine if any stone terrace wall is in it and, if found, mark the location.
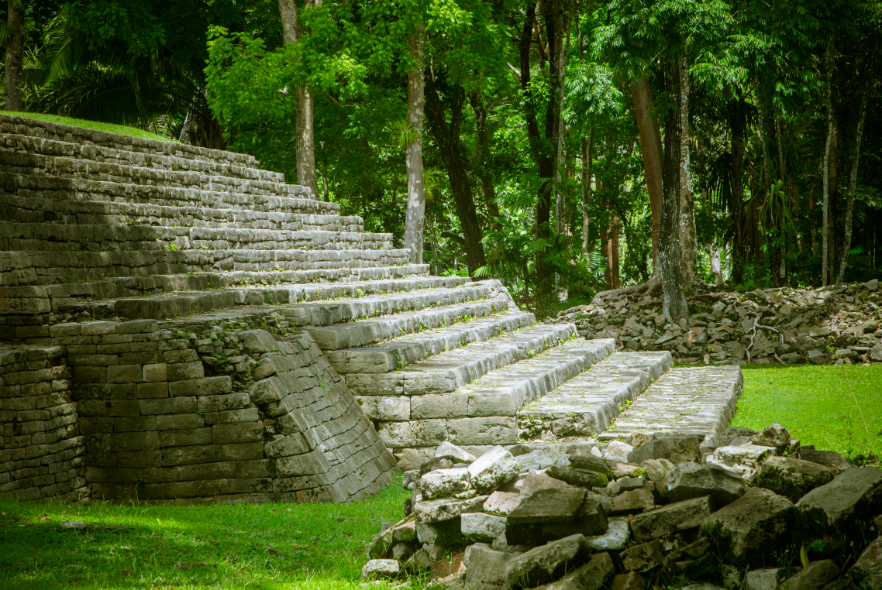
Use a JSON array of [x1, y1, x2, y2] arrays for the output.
[[0, 310, 394, 504], [0, 346, 88, 502]]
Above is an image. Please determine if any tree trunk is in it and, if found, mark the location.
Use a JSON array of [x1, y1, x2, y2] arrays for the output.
[[660, 60, 689, 321], [610, 215, 620, 289], [518, 5, 553, 301], [469, 93, 501, 230], [581, 127, 594, 256], [730, 93, 746, 284], [403, 27, 426, 264], [424, 76, 487, 277], [630, 77, 663, 275], [600, 194, 611, 289], [678, 58, 697, 286], [5, 0, 25, 112], [822, 41, 835, 287], [835, 46, 875, 285], [277, 0, 320, 198]]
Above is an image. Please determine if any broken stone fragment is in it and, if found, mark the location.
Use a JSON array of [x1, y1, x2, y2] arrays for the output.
[[435, 441, 476, 464], [744, 568, 783, 590], [482, 491, 522, 517], [361, 559, 399, 581], [755, 456, 834, 502], [701, 487, 795, 563], [850, 535, 882, 589], [706, 444, 774, 482], [520, 470, 578, 496], [467, 446, 520, 494], [420, 468, 471, 500], [503, 534, 587, 589], [584, 516, 630, 551], [664, 462, 746, 507], [609, 488, 655, 514], [796, 466, 882, 532], [749, 423, 791, 451], [610, 571, 646, 590], [414, 495, 489, 524], [798, 448, 851, 474], [641, 458, 675, 484], [604, 440, 634, 462], [464, 543, 518, 590], [631, 496, 712, 542], [421, 456, 457, 475], [627, 432, 702, 464]]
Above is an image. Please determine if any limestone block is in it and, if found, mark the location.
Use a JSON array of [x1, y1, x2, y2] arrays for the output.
[[448, 417, 517, 446], [139, 397, 197, 415], [276, 449, 331, 477], [461, 512, 506, 542], [376, 420, 446, 448], [159, 428, 212, 447], [204, 408, 259, 425], [155, 414, 204, 430], [797, 467, 882, 531], [197, 392, 249, 414], [631, 496, 712, 542], [504, 533, 587, 589], [664, 462, 746, 506], [143, 363, 168, 382], [421, 468, 471, 500], [358, 396, 410, 421], [167, 361, 204, 381], [212, 422, 263, 444], [702, 487, 795, 561], [464, 543, 517, 590], [410, 393, 468, 420], [266, 433, 310, 458]]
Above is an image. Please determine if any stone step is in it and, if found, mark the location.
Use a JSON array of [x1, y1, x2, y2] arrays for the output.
[[4, 173, 329, 214], [0, 222, 393, 253], [598, 365, 744, 446], [1, 131, 286, 184], [325, 306, 531, 373], [1, 113, 263, 170], [0, 247, 413, 287], [0, 194, 364, 232], [368, 338, 615, 463], [517, 351, 674, 439], [346, 322, 577, 398], [282, 280, 507, 329], [0, 264, 432, 317], [0, 150, 306, 199]]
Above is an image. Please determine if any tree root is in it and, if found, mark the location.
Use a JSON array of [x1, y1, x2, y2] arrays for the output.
[[745, 311, 785, 364], [591, 276, 661, 304]]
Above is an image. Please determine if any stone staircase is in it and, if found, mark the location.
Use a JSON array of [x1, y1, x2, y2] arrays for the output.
[[0, 113, 745, 504]]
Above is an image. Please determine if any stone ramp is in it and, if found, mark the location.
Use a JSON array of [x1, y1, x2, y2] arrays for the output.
[[517, 351, 673, 440], [598, 365, 744, 446]]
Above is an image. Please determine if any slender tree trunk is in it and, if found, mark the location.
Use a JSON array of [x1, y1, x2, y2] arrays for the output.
[[678, 58, 697, 286], [5, 0, 25, 112], [631, 77, 663, 275], [600, 194, 611, 289], [661, 61, 689, 320], [424, 76, 486, 277], [277, 0, 319, 198], [834, 76, 872, 284], [548, 0, 566, 238], [730, 94, 746, 284], [581, 126, 594, 256], [518, 6, 553, 301], [611, 215, 620, 289], [469, 93, 501, 230], [403, 27, 426, 264], [822, 41, 835, 287]]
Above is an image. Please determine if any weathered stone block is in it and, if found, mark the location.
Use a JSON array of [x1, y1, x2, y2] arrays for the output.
[[140, 396, 197, 415], [143, 363, 168, 382], [155, 414, 204, 430], [197, 392, 249, 413], [167, 361, 204, 381], [137, 382, 168, 398], [107, 364, 142, 384], [212, 422, 263, 444], [204, 408, 259, 425], [169, 376, 232, 397]]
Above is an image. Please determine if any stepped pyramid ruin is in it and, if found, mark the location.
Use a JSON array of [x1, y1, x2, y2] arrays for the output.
[[0, 113, 743, 504]]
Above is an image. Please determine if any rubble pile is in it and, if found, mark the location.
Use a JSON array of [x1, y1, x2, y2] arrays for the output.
[[554, 280, 882, 365], [362, 429, 882, 589]]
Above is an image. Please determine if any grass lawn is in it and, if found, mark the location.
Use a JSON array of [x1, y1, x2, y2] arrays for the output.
[[0, 479, 412, 590], [735, 363, 882, 459], [1, 111, 173, 143]]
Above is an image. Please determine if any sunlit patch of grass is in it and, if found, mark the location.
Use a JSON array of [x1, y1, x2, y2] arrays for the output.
[[0, 477, 411, 589], [735, 363, 882, 459], [1, 111, 173, 143]]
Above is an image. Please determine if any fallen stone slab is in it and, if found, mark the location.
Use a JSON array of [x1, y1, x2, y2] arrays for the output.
[[464, 543, 518, 590], [467, 446, 520, 494], [796, 467, 882, 532], [631, 496, 712, 542], [610, 572, 646, 590], [506, 489, 608, 545], [414, 496, 489, 524], [799, 448, 851, 474], [435, 441, 476, 464], [664, 462, 746, 507], [755, 456, 834, 502], [531, 551, 614, 590], [702, 487, 795, 562], [706, 444, 775, 481], [504, 534, 587, 589], [609, 488, 655, 514], [482, 491, 521, 517]]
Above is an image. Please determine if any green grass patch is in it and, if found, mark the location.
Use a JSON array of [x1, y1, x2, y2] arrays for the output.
[[1, 111, 173, 143], [735, 364, 882, 459], [0, 479, 411, 590]]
